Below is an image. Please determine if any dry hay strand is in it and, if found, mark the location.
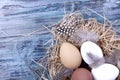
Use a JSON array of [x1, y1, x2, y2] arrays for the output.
[[43, 12, 120, 80]]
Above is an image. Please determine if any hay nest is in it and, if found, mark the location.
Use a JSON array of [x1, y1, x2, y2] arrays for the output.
[[39, 12, 120, 80]]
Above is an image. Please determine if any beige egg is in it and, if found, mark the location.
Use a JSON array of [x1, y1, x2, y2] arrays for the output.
[[60, 42, 82, 69]]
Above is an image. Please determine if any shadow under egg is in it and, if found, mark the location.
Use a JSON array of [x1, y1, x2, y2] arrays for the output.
[[79, 59, 91, 71]]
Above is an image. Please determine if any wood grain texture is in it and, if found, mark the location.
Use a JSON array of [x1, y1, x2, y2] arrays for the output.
[[0, 0, 120, 80]]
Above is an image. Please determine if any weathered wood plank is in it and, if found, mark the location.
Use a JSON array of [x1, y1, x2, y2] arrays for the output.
[[0, 0, 120, 80]]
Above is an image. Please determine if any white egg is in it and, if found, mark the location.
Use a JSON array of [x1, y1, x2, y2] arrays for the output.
[[80, 41, 105, 68], [92, 63, 119, 80]]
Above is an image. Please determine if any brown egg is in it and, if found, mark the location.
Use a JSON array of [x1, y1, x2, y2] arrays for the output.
[[60, 42, 82, 69], [71, 68, 93, 80]]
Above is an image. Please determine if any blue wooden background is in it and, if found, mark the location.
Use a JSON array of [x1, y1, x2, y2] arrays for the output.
[[0, 0, 120, 80]]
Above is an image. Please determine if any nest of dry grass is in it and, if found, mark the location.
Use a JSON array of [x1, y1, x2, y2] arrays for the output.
[[53, 12, 120, 55], [38, 12, 120, 80]]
